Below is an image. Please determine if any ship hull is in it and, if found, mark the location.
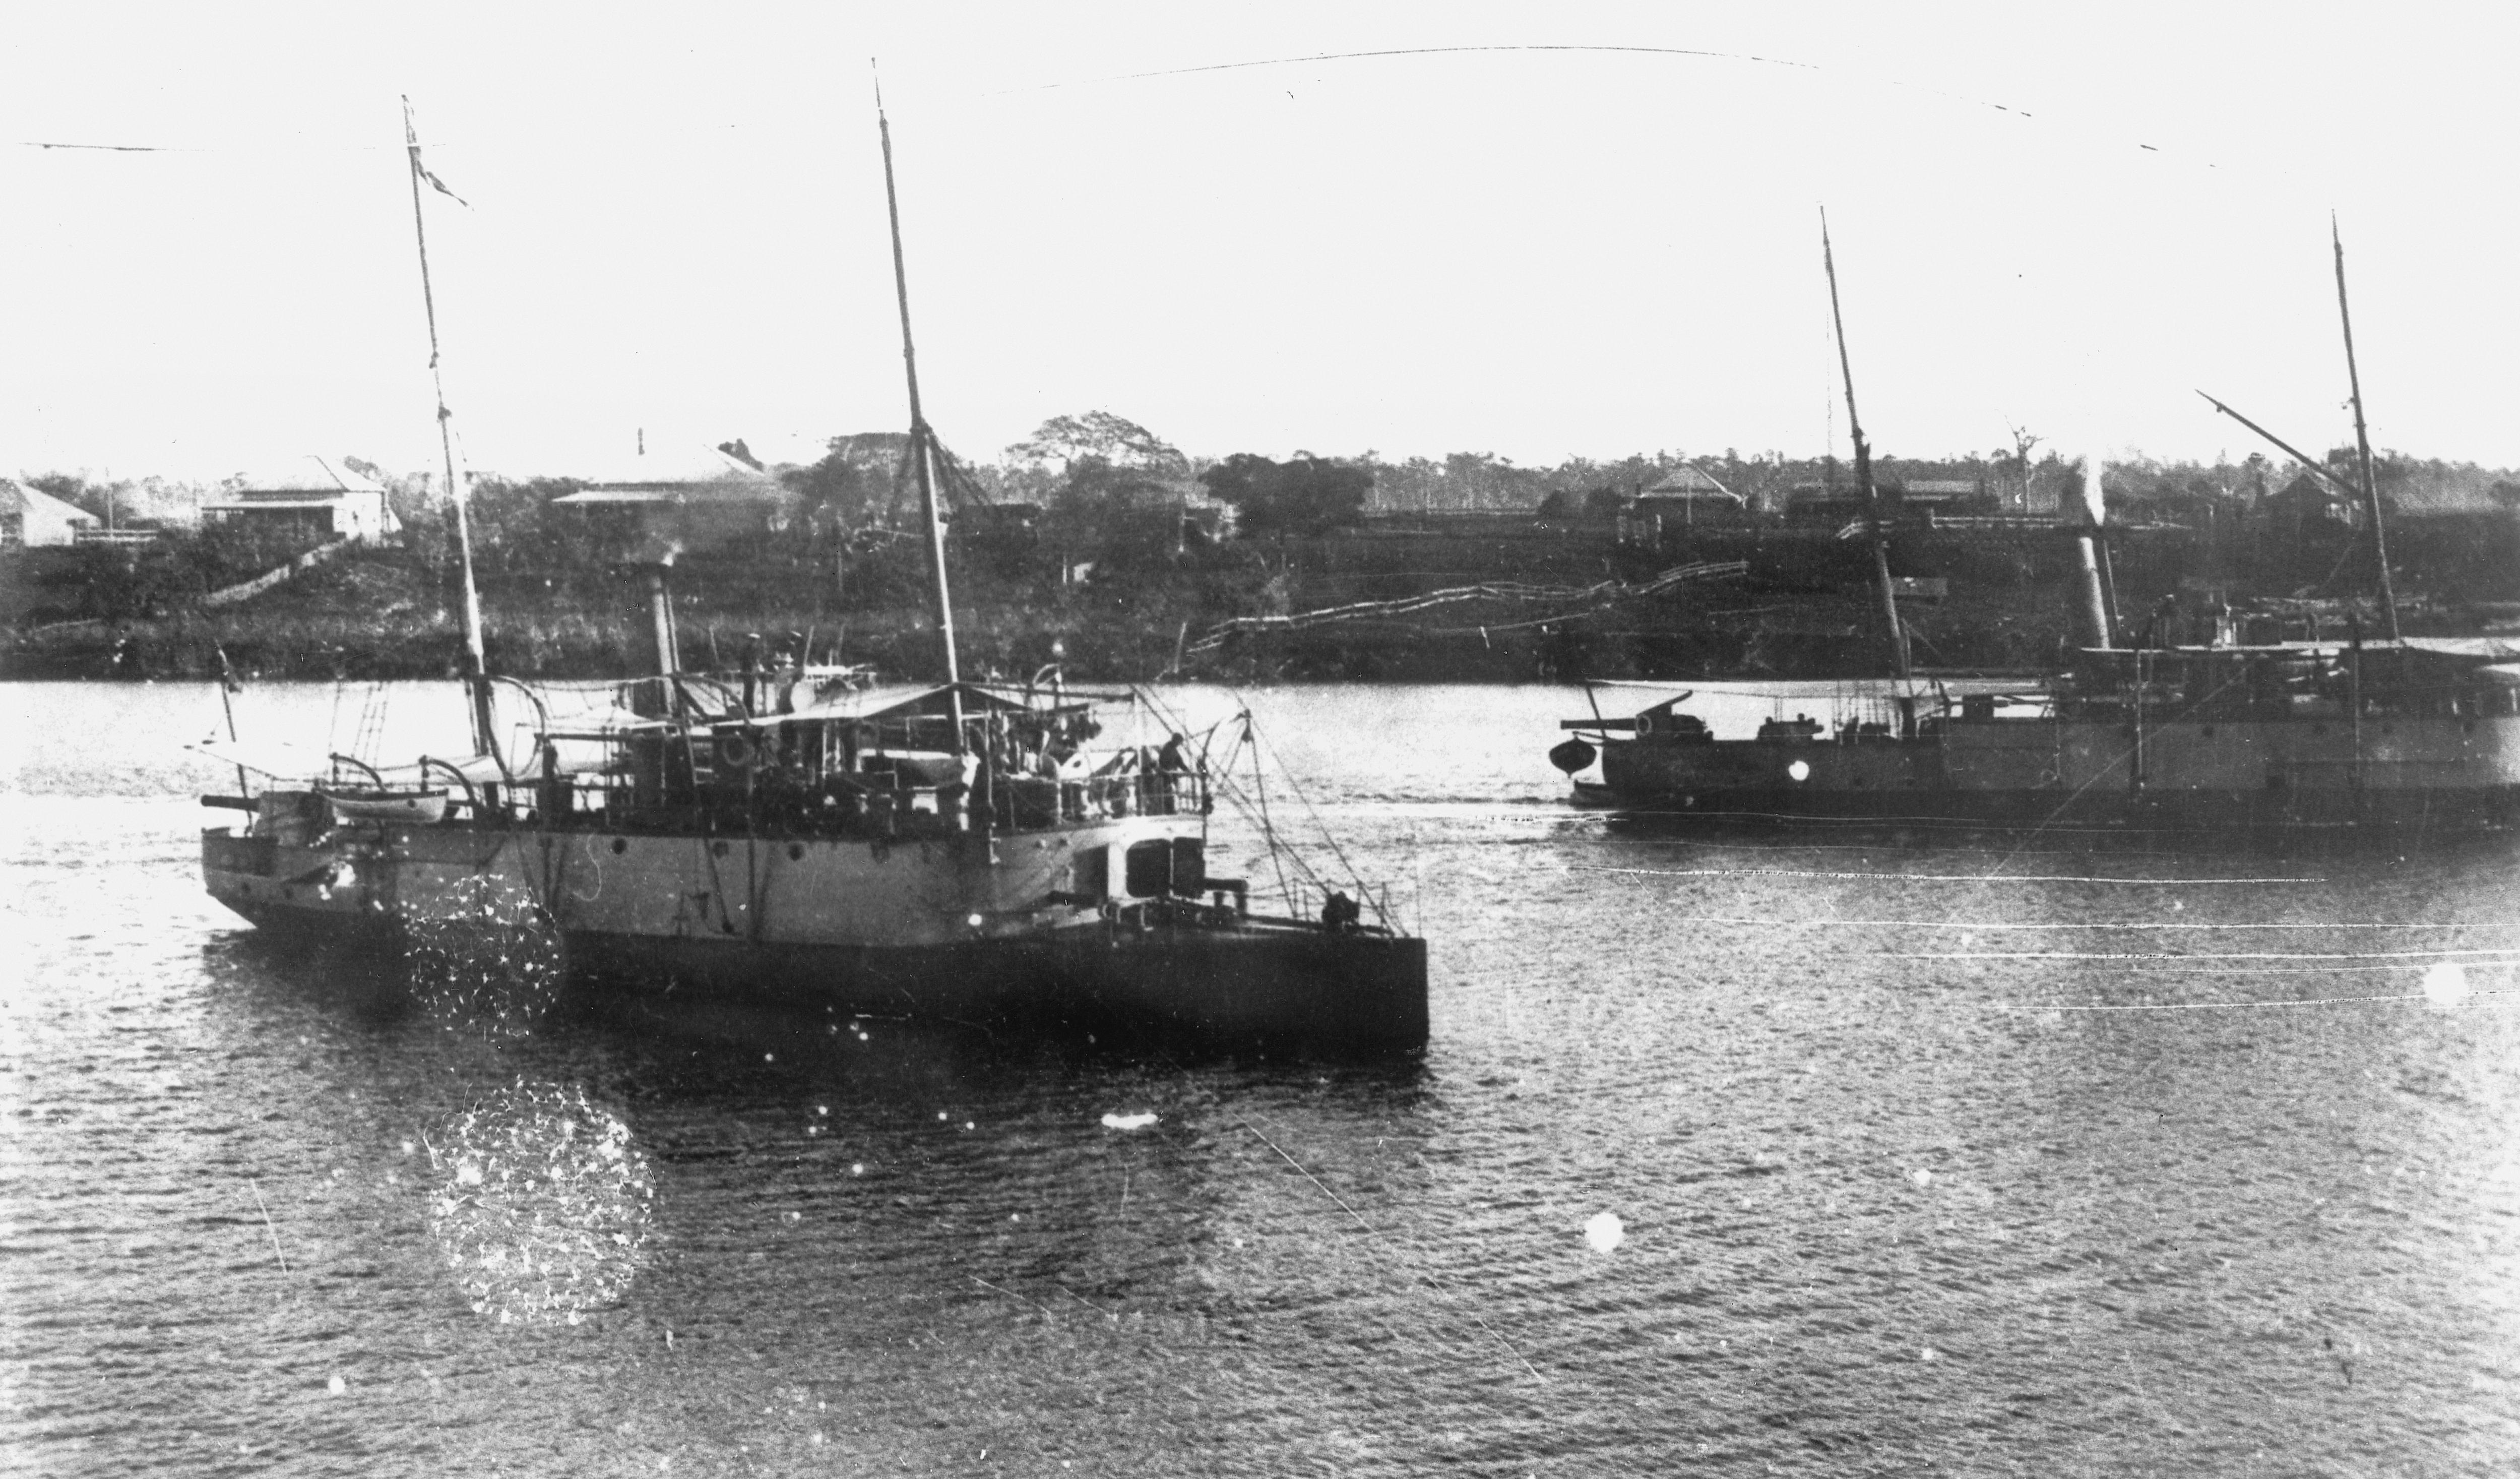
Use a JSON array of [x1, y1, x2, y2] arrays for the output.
[[1581, 712, 2520, 833], [202, 818, 1428, 1050]]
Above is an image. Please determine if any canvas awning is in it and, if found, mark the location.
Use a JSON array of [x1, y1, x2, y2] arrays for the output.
[[779, 682, 1061, 726]]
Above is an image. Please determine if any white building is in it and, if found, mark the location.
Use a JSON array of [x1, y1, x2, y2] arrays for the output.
[[1, 479, 100, 549], [202, 456, 399, 543]]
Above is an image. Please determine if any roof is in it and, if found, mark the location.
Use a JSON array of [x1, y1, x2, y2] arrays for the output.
[[551, 446, 789, 504], [217, 455, 386, 497], [201, 497, 359, 512], [1642, 467, 1739, 500], [1, 480, 99, 524]]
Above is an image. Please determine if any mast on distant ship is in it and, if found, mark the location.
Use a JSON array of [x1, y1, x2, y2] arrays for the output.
[[1819, 211, 1913, 679], [401, 96, 496, 757], [2331, 217, 2402, 642], [874, 74, 967, 753]]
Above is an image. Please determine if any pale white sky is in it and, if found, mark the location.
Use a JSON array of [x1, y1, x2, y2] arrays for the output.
[[5, 2, 2516, 484]]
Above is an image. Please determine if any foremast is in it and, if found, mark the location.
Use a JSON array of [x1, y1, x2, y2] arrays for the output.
[[874, 77, 967, 753], [401, 96, 497, 758]]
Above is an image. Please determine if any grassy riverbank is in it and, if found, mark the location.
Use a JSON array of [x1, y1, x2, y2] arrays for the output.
[[11, 512, 2504, 685]]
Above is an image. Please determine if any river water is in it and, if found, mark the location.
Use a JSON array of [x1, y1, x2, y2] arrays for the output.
[[5, 680, 2519, 1476]]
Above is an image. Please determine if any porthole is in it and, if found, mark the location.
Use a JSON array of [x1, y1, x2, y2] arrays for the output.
[[787, 843, 805, 861], [711, 840, 731, 857], [610, 837, 627, 854]]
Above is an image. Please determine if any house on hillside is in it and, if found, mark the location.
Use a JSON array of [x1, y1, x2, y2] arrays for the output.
[[1625, 466, 1749, 541], [549, 446, 800, 552], [2, 480, 100, 549], [202, 457, 399, 543]]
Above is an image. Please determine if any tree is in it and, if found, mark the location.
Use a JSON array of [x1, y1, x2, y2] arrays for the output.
[[1004, 411, 1186, 475], [1199, 454, 1371, 537], [1043, 457, 1188, 573]]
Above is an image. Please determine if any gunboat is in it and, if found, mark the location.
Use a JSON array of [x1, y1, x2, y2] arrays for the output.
[[194, 97, 1427, 1047], [1550, 219, 2520, 835]]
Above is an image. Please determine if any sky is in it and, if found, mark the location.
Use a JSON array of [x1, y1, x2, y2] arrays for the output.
[[6, 2, 2518, 485]]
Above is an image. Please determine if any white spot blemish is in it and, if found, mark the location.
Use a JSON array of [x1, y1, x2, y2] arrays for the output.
[[1908, 1167, 1934, 1189], [327, 1375, 347, 1395], [1584, 1212, 1625, 1253], [851, 1163, 865, 1176], [1920, 1346, 1938, 1362], [2423, 960, 2472, 1007], [1786, 760, 1811, 782], [1101, 1112, 1158, 1131]]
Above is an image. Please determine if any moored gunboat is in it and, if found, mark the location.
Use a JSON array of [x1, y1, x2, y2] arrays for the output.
[[1550, 220, 2520, 836], [195, 95, 1427, 1048]]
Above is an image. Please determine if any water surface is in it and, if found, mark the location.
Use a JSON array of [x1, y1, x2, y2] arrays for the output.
[[6, 680, 2518, 1475]]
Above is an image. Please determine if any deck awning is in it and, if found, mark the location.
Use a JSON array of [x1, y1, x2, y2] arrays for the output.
[[778, 682, 1071, 726]]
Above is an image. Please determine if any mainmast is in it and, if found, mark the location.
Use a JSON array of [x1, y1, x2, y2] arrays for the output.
[[1820, 211, 1912, 679], [2331, 217, 2402, 642], [874, 77, 967, 753], [402, 96, 496, 757]]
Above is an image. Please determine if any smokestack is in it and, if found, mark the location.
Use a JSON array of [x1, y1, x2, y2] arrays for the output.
[[2069, 458, 2112, 651]]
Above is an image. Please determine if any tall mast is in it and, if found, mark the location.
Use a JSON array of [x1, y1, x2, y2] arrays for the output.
[[2331, 217, 2401, 642], [874, 75, 966, 751], [402, 96, 496, 757], [1820, 211, 1912, 678]]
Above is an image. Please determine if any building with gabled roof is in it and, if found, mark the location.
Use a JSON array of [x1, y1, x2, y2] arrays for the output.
[[1, 479, 101, 549], [202, 456, 399, 543]]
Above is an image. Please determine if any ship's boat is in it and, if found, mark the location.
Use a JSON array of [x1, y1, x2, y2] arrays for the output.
[[314, 787, 451, 823]]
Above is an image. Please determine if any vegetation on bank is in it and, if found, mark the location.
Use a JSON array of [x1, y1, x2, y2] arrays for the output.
[[11, 411, 2519, 684]]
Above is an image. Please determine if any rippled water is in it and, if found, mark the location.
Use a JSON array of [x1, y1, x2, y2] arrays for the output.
[[6, 680, 2520, 1475]]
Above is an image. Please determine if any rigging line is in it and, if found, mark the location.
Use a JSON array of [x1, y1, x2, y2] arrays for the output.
[[1232, 1112, 1545, 1385], [1223, 687, 1380, 922], [1660, 915, 2519, 931], [1572, 865, 2324, 885]]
